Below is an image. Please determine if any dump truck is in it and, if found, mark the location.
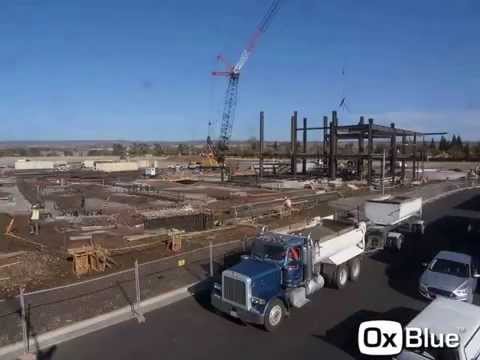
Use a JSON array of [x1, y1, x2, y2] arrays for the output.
[[364, 195, 424, 251], [211, 219, 367, 331]]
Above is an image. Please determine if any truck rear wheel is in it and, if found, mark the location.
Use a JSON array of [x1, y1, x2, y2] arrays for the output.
[[348, 257, 361, 282], [264, 299, 285, 332], [334, 264, 348, 289]]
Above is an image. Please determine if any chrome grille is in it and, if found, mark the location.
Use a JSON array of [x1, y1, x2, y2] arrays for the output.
[[223, 275, 247, 307]]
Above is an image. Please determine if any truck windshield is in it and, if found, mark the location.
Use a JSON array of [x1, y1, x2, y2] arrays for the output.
[[251, 241, 286, 261], [430, 259, 469, 278]]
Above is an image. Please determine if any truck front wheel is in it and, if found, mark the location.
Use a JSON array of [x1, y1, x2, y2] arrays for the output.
[[264, 299, 285, 332], [348, 257, 361, 282], [334, 264, 348, 289]]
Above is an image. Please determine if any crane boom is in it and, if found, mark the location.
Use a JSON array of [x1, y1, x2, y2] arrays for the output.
[[210, 0, 283, 162], [234, 0, 282, 73]]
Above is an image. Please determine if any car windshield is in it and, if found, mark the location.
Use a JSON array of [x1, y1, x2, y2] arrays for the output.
[[430, 258, 469, 278], [251, 241, 286, 261]]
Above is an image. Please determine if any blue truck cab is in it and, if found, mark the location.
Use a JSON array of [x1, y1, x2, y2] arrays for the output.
[[211, 221, 366, 331], [211, 232, 321, 331]]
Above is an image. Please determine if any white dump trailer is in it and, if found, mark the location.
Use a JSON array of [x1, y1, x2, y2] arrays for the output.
[[307, 220, 366, 267], [364, 195, 424, 251], [365, 196, 422, 226]]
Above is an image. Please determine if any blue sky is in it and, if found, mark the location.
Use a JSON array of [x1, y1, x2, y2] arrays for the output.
[[0, 0, 479, 141]]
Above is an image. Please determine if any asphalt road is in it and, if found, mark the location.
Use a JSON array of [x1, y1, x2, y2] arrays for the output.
[[43, 189, 480, 360]]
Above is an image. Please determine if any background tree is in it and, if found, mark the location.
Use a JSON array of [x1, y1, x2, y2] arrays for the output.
[[152, 144, 164, 156], [439, 136, 449, 151], [128, 143, 149, 156], [112, 143, 126, 157], [177, 144, 188, 155], [464, 143, 471, 160], [451, 135, 458, 148], [248, 137, 258, 152]]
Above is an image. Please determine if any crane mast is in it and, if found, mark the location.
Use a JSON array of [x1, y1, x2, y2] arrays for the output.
[[210, 0, 283, 162]]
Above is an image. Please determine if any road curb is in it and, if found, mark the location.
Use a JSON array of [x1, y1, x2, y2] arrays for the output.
[[423, 184, 480, 205], [0, 280, 209, 360]]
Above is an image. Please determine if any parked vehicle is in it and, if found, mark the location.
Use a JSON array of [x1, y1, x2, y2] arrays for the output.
[[396, 298, 480, 360], [211, 219, 367, 331], [418, 251, 479, 303], [144, 167, 157, 177], [364, 196, 424, 251]]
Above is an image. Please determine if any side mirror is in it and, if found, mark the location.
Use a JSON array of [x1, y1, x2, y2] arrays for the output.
[[421, 262, 429, 268]]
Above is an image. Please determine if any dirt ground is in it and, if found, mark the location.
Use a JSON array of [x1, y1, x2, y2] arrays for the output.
[[0, 252, 69, 297], [0, 201, 333, 298], [0, 166, 360, 298]]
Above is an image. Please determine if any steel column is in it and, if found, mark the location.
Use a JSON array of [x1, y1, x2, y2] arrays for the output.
[[357, 116, 365, 178], [259, 111, 264, 178], [412, 134, 417, 181], [302, 117, 307, 174], [401, 134, 406, 181], [367, 118, 374, 185], [323, 115, 328, 171], [390, 122, 397, 185], [329, 111, 338, 179]]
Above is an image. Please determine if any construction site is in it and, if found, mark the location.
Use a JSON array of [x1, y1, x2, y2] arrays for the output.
[[0, 103, 473, 300]]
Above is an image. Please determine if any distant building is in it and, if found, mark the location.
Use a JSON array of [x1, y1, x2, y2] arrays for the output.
[[15, 159, 55, 170], [95, 161, 139, 173]]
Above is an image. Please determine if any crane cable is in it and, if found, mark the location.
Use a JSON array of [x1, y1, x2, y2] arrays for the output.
[[338, 58, 352, 115]]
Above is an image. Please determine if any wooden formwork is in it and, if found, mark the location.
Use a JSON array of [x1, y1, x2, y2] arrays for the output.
[[67, 236, 115, 276]]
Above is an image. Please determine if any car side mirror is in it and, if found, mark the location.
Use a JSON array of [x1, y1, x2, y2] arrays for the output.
[[421, 262, 429, 268]]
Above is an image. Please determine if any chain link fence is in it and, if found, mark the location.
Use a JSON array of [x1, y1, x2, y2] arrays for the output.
[[0, 237, 256, 351]]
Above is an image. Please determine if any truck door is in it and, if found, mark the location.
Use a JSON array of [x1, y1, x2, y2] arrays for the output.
[[284, 246, 303, 287]]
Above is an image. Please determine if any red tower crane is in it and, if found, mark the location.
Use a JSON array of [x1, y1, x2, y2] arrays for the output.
[[208, 0, 283, 163]]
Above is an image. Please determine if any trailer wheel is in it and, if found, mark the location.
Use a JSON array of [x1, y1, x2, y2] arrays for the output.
[[264, 299, 285, 332], [348, 257, 361, 282], [334, 264, 348, 289]]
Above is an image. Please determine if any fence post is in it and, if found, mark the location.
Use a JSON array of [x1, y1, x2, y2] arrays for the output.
[[19, 287, 29, 354], [209, 242, 214, 277], [134, 260, 145, 323]]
